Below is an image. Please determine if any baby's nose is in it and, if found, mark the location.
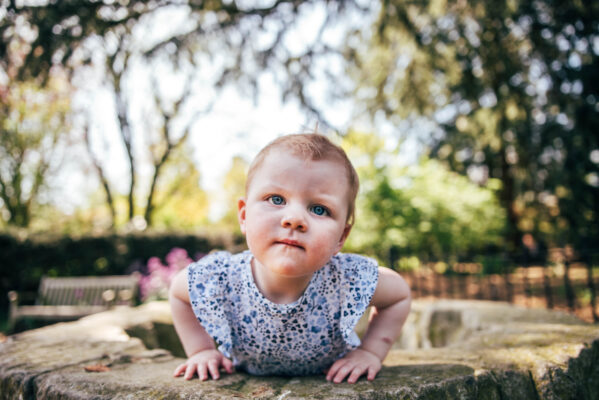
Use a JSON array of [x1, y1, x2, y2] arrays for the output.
[[281, 208, 307, 231]]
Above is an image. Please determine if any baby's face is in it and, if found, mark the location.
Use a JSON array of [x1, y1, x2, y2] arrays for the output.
[[238, 151, 351, 280]]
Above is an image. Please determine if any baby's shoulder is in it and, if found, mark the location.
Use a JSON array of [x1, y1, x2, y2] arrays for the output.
[[187, 251, 250, 299], [187, 250, 249, 275], [330, 253, 378, 272], [326, 253, 379, 285]]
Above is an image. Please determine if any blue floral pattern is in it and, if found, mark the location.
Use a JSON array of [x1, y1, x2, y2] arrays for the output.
[[187, 250, 378, 376]]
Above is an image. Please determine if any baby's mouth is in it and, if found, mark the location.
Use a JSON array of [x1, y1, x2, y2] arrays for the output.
[[276, 239, 305, 250]]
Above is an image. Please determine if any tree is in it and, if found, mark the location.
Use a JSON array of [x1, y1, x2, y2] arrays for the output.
[[149, 145, 210, 230], [77, 22, 209, 230], [351, 0, 599, 254], [0, 1, 365, 125], [218, 155, 250, 233], [341, 131, 505, 265], [0, 1, 367, 231], [0, 77, 71, 228]]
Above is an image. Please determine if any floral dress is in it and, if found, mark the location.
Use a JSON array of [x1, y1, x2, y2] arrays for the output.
[[187, 250, 378, 376]]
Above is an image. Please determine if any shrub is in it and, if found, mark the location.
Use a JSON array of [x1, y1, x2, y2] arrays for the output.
[[139, 248, 204, 301]]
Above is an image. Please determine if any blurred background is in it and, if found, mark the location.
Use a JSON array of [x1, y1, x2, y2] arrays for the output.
[[0, 0, 597, 332]]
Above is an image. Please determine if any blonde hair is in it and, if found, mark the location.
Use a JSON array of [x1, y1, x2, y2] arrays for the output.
[[246, 133, 359, 226]]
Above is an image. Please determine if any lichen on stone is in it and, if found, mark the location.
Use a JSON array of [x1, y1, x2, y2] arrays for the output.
[[1, 300, 598, 399]]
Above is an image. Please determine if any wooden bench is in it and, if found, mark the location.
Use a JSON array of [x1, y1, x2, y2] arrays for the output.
[[8, 275, 139, 332]]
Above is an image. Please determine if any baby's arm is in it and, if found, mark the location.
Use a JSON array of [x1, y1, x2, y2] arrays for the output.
[[169, 268, 234, 380], [326, 266, 411, 384]]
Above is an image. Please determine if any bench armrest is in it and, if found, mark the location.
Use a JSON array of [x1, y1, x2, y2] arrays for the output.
[[8, 290, 18, 304]]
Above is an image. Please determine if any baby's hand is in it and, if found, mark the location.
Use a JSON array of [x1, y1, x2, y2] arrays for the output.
[[325, 348, 382, 384], [173, 349, 234, 381]]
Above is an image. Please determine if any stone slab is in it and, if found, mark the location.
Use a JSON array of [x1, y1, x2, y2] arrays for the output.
[[1, 300, 598, 399]]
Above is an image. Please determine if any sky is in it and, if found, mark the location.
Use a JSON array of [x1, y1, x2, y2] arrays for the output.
[[56, 3, 364, 220], [61, 63, 317, 222]]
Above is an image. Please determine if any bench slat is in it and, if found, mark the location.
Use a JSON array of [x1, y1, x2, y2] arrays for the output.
[[9, 275, 139, 331], [37, 276, 138, 306]]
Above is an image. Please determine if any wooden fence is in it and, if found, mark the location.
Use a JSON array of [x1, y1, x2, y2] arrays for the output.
[[401, 252, 598, 323]]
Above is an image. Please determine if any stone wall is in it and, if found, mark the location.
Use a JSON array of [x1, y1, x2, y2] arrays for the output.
[[1, 300, 598, 399]]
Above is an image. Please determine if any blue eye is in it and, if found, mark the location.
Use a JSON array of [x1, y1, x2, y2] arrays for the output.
[[310, 205, 328, 216], [269, 195, 285, 205]]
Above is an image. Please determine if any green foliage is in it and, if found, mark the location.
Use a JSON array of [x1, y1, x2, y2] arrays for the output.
[[150, 146, 210, 230], [476, 254, 511, 275], [3, 0, 595, 259], [396, 256, 421, 272], [217, 156, 249, 233], [0, 76, 71, 228], [343, 131, 506, 266], [351, 0, 599, 253], [0, 231, 236, 315], [1, 0, 365, 232]]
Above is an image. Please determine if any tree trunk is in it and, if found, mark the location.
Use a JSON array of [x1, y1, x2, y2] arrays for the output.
[[84, 126, 116, 228], [115, 88, 135, 223]]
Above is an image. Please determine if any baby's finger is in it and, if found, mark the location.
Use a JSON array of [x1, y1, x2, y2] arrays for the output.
[[208, 359, 220, 380], [333, 364, 354, 384], [367, 365, 379, 381], [347, 365, 367, 384], [325, 360, 343, 381], [173, 363, 186, 377], [184, 363, 197, 380], [222, 357, 234, 374], [197, 363, 208, 381]]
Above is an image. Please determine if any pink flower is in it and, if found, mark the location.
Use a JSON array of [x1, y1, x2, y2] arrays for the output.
[[140, 248, 193, 302], [139, 275, 152, 300], [147, 257, 166, 274], [166, 248, 192, 271]]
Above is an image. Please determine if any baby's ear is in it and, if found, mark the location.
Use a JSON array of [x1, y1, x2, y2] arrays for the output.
[[237, 198, 247, 234], [335, 224, 352, 253]]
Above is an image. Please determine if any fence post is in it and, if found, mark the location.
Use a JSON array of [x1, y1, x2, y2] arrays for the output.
[[522, 252, 533, 307], [583, 251, 598, 323], [543, 261, 554, 309], [563, 252, 576, 312], [423, 270, 430, 297], [460, 274, 468, 299], [449, 275, 457, 299], [411, 271, 420, 298], [502, 254, 513, 303], [433, 267, 441, 298], [489, 275, 499, 301], [475, 274, 484, 300]]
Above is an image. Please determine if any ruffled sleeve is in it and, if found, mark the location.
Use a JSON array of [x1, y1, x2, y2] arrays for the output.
[[336, 254, 379, 348], [187, 251, 233, 358]]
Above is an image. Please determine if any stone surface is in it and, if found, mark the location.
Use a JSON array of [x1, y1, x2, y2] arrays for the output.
[[1, 300, 598, 399]]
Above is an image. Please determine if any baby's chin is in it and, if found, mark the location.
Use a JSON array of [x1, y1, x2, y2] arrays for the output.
[[255, 256, 311, 276]]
